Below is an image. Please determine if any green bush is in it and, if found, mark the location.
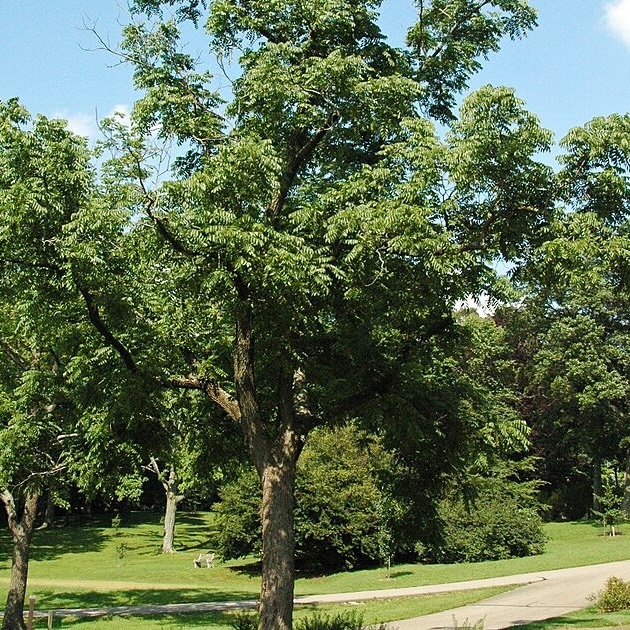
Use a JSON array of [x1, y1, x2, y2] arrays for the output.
[[295, 611, 365, 630], [230, 611, 386, 630], [230, 612, 257, 630], [423, 465, 546, 563], [590, 576, 630, 612], [216, 424, 394, 571]]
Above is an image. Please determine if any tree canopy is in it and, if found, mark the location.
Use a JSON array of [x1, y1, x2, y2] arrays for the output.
[[0, 2, 557, 629]]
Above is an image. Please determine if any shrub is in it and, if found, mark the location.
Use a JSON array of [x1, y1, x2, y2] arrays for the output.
[[230, 612, 257, 630], [216, 424, 396, 571], [590, 576, 630, 612], [295, 611, 364, 630], [423, 463, 546, 563], [231, 611, 387, 630]]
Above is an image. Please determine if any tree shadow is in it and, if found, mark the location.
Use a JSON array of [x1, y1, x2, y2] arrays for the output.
[[509, 614, 602, 629], [32, 587, 256, 611], [388, 571, 413, 579], [0, 524, 108, 563], [228, 561, 261, 578], [48, 609, 249, 628]]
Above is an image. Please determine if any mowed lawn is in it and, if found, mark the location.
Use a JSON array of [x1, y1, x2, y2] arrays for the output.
[[0, 513, 629, 628]]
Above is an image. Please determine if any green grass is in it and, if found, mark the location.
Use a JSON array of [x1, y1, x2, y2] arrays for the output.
[[511, 606, 630, 628], [28, 585, 514, 629], [294, 520, 630, 596], [1, 513, 629, 627]]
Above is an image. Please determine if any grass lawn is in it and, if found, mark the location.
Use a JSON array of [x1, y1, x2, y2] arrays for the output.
[[0, 512, 629, 627], [512, 607, 630, 628], [25, 585, 515, 628]]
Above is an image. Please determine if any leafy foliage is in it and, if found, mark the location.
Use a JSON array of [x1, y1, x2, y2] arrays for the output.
[[216, 425, 393, 571], [424, 461, 546, 563], [231, 611, 383, 630], [590, 577, 630, 613]]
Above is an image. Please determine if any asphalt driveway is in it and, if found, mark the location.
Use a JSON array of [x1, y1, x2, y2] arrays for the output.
[[386, 559, 630, 629]]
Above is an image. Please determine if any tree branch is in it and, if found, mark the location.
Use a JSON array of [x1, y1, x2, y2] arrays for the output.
[[168, 375, 242, 423], [0, 339, 29, 371], [76, 283, 139, 374], [267, 111, 340, 221]]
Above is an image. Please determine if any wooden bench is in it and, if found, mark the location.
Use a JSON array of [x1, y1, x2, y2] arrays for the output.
[[193, 552, 215, 568]]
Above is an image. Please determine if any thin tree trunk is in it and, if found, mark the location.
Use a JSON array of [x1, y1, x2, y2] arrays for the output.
[[149, 458, 184, 554], [162, 467, 184, 554], [592, 453, 603, 514], [38, 492, 55, 530], [1, 491, 39, 630], [623, 448, 630, 519]]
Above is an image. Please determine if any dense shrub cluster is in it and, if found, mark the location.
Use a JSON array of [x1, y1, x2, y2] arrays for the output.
[[216, 426, 546, 571], [231, 611, 386, 630], [423, 468, 546, 563], [216, 425, 391, 571]]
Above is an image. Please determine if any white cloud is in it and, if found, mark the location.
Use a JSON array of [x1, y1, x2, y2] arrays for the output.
[[53, 111, 96, 139], [605, 0, 630, 47], [109, 103, 131, 124], [51, 104, 132, 140]]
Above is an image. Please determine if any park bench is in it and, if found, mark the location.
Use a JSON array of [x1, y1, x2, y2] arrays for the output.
[[193, 552, 215, 568]]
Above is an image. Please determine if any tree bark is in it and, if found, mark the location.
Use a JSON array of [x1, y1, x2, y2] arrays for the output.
[[38, 492, 56, 530], [1, 491, 39, 630], [592, 453, 603, 514], [162, 467, 184, 554], [149, 459, 185, 554], [258, 448, 297, 630], [232, 303, 301, 630], [623, 448, 630, 519]]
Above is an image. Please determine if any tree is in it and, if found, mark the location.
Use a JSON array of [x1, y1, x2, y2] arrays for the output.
[[4, 1, 552, 628], [146, 393, 243, 553], [0, 100, 93, 630], [509, 114, 630, 517], [0, 100, 154, 628]]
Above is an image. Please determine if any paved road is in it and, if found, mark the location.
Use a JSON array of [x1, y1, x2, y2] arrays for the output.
[[387, 559, 630, 629], [29, 559, 630, 628]]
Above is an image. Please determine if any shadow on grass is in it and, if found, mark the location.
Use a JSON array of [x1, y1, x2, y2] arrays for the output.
[[228, 562, 262, 578], [388, 571, 413, 579], [21, 526, 107, 562], [0, 511, 221, 567], [33, 587, 256, 610], [510, 615, 603, 629]]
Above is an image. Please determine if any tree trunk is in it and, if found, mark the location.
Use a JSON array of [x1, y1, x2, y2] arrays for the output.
[[623, 448, 630, 519], [149, 458, 185, 554], [592, 453, 603, 514], [162, 467, 184, 554], [232, 304, 302, 630], [1, 491, 39, 630], [258, 456, 297, 630], [38, 492, 55, 530]]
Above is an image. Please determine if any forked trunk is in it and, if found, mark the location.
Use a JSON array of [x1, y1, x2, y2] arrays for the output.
[[162, 483, 182, 554], [258, 458, 296, 630], [149, 459, 184, 554], [2, 491, 39, 630]]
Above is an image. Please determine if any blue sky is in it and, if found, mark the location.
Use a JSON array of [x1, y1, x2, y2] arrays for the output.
[[1, 1, 630, 148]]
